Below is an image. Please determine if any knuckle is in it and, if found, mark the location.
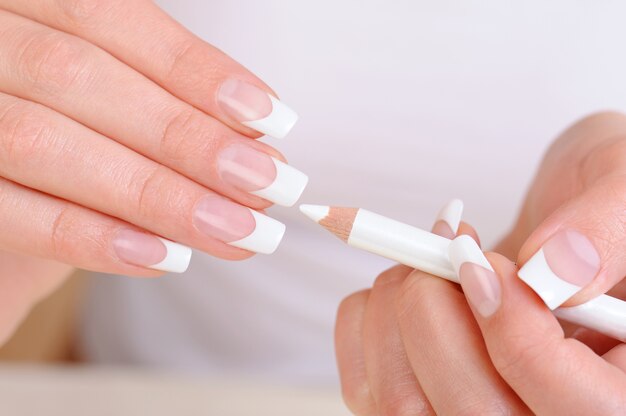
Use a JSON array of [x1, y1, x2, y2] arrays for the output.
[[164, 38, 223, 88], [396, 273, 439, 322], [131, 165, 167, 218], [128, 165, 188, 223], [17, 32, 93, 95], [574, 110, 626, 131], [159, 108, 222, 163], [50, 204, 75, 258], [0, 102, 55, 166], [55, 0, 120, 26], [452, 401, 512, 416], [373, 265, 411, 288], [378, 393, 433, 416], [491, 335, 558, 385], [50, 204, 109, 262], [583, 137, 626, 180], [336, 290, 369, 321], [340, 380, 376, 416]]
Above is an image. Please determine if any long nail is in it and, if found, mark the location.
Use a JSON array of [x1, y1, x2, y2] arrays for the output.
[[518, 229, 600, 309], [217, 79, 298, 139], [193, 195, 285, 254], [432, 199, 463, 239], [113, 229, 192, 273], [217, 144, 308, 207], [448, 235, 501, 317]]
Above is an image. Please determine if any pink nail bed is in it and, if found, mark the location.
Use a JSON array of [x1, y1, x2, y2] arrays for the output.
[[518, 229, 601, 309], [431, 220, 456, 240], [217, 144, 309, 207], [217, 79, 299, 139], [218, 79, 273, 124], [543, 229, 600, 287], [218, 144, 276, 193], [112, 230, 192, 273], [193, 195, 256, 243], [459, 263, 502, 317], [113, 229, 167, 266], [193, 195, 287, 255]]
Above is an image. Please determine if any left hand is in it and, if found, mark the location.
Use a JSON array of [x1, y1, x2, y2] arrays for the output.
[[335, 223, 626, 415], [335, 112, 626, 415]]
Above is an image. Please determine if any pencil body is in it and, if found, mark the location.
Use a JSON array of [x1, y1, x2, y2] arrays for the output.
[[350, 209, 458, 282], [301, 204, 626, 343]]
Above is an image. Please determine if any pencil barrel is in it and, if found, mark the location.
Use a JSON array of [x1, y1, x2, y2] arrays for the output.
[[349, 209, 459, 282]]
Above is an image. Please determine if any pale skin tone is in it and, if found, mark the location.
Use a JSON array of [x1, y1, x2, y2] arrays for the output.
[[336, 112, 626, 415], [1, 5, 626, 412], [0, 0, 288, 345]]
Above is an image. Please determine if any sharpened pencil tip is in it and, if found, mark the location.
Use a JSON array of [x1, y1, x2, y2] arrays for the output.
[[299, 204, 330, 223]]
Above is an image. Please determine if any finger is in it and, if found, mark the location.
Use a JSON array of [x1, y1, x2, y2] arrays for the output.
[[0, 0, 298, 139], [362, 265, 435, 415], [0, 177, 190, 275], [569, 327, 621, 356], [457, 221, 481, 247], [0, 93, 284, 258], [517, 137, 626, 307], [0, 11, 307, 209], [603, 344, 626, 372], [449, 237, 626, 414], [396, 268, 529, 415], [386, 201, 528, 414], [335, 290, 377, 416]]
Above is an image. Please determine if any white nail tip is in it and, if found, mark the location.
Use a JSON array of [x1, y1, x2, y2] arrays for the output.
[[151, 238, 192, 273], [448, 235, 492, 276], [250, 157, 309, 207], [299, 204, 330, 223], [228, 210, 286, 255], [437, 199, 464, 234], [518, 248, 582, 310], [241, 95, 299, 139]]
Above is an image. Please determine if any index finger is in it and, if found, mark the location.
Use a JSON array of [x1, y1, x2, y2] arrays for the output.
[[0, 0, 297, 139]]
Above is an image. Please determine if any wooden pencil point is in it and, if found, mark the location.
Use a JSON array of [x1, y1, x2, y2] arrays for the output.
[[319, 207, 358, 242]]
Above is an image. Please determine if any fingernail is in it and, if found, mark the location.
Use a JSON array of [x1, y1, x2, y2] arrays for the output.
[[432, 198, 464, 239], [193, 195, 286, 254], [217, 144, 308, 207], [518, 229, 600, 309], [448, 235, 501, 317], [113, 229, 192, 273], [217, 79, 298, 139]]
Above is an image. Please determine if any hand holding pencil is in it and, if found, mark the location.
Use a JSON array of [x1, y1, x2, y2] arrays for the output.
[[329, 199, 626, 415]]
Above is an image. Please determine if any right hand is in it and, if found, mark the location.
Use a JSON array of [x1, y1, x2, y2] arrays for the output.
[[0, 1, 306, 342]]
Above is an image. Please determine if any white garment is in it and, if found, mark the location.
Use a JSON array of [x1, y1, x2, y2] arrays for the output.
[[78, 1, 626, 384]]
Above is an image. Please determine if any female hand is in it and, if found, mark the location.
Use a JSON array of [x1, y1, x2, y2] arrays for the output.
[[0, 1, 306, 342], [335, 112, 626, 414]]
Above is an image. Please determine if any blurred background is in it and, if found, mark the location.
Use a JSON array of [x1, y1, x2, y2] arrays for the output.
[[3, 1, 626, 414]]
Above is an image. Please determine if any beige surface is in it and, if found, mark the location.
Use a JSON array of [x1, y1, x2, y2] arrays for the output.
[[0, 365, 350, 416]]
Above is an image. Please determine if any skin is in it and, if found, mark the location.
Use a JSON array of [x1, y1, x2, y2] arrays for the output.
[[336, 112, 626, 414], [0, 1, 286, 345]]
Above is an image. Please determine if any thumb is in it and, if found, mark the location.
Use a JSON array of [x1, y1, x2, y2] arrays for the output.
[[517, 174, 626, 308]]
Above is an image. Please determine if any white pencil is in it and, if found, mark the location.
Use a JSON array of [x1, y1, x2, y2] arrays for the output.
[[300, 204, 626, 343]]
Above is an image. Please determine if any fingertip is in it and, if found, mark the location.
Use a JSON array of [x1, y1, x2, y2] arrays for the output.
[[457, 221, 481, 247], [485, 252, 518, 278]]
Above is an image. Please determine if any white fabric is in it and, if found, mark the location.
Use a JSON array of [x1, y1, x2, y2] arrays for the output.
[[78, 0, 626, 384]]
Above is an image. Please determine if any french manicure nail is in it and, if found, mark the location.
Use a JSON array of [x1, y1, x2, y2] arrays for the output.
[[217, 144, 308, 207], [432, 198, 464, 239], [448, 235, 501, 317], [193, 195, 286, 254], [518, 229, 600, 309], [217, 79, 299, 139], [113, 229, 192, 273]]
